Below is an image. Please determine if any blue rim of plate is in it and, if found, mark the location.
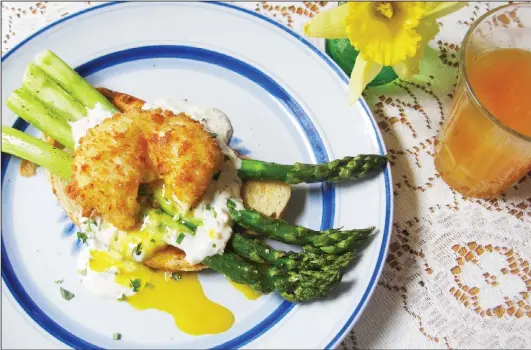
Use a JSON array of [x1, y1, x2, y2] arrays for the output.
[[1, 2, 392, 349]]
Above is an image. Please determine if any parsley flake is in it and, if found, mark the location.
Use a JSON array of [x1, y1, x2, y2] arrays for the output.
[[176, 233, 186, 244], [224, 154, 230, 161], [134, 242, 143, 256], [77, 232, 88, 244], [209, 132, 218, 138], [206, 204, 211, 210], [171, 273, 182, 281], [212, 171, 221, 181], [130, 278, 142, 292], [60, 287, 75, 301], [113, 333, 122, 340], [55, 278, 64, 284]]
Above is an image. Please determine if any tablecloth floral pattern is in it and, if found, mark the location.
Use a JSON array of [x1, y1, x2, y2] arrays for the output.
[[2, 2, 530, 349]]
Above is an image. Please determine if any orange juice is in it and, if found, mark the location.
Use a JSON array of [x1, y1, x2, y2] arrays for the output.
[[434, 48, 531, 197]]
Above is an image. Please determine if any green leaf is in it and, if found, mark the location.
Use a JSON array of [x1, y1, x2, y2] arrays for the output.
[[60, 287, 75, 301], [171, 273, 182, 281]]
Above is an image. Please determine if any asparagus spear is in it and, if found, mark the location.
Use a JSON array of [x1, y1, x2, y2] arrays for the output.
[[238, 154, 387, 184], [204, 252, 342, 302], [6, 88, 75, 150], [231, 234, 355, 271], [34, 49, 118, 113], [227, 200, 373, 254], [2, 127, 73, 179], [22, 63, 87, 122]]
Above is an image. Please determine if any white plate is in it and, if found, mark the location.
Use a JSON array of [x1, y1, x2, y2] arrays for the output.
[[1, 2, 392, 349]]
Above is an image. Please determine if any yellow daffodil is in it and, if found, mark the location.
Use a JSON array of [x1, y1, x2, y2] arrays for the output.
[[305, 2, 467, 103]]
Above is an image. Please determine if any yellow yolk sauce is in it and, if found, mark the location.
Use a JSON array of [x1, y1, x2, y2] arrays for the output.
[[227, 280, 262, 300], [89, 250, 234, 335]]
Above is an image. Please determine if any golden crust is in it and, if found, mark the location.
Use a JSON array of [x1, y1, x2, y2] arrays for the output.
[[144, 110, 222, 210], [66, 108, 221, 230], [66, 113, 147, 229]]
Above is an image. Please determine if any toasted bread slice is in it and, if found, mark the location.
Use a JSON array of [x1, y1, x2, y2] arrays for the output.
[[50, 88, 292, 272]]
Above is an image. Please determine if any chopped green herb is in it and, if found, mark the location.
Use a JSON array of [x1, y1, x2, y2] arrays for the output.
[[77, 232, 88, 244], [60, 287, 75, 301], [113, 333, 122, 340], [206, 204, 212, 210], [179, 217, 198, 232], [209, 132, 218, 138], [150, 238, 156, 244], [224, 154, 230, 161], [78, 268, 87, 276], [134, 242, 143, 256], [212, 209, 217, 218], [55, 278, 64, 284], [212, 171, 221, 181], [176, 233, 186, 244], [212, 243, 217, 248], [85, 219, 97, 232], [130, 278, 141, 292], [171, 273, 182, 281], [117, 294, 127, 301], [145, 282, 155, 289]]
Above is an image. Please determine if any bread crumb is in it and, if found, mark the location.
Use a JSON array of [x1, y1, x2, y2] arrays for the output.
[[20, 159, 37, 177]]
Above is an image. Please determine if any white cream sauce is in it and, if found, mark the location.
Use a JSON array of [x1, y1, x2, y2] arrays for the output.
[[76, 217, 133, 299], [69, 103, 114, 148]]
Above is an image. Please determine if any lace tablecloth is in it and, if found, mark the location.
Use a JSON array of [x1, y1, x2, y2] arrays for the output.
[[2, 2, 530, 349]]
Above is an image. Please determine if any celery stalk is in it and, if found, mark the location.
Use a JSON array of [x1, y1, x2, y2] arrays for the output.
[[6, 88, 75, 150], [34, 49, 118, 113], [2, 126, 73, 179], [23, 63, 87, 122]]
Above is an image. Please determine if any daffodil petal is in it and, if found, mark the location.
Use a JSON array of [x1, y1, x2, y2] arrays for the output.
[[348, 55, 383, 104], [304, 4, 351, 39], [392, 19, 440, 81], [423, 2, 468, 21]]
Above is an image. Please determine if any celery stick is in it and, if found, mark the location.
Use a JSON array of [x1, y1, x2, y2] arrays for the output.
[[6, 88, 74, 150], [2, 126, 73, 179], [23, 63, 87, 122], [34, 49, 118, 113]]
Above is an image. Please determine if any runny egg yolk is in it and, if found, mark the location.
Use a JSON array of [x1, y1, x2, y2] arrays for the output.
[[227, 280, 262, 300], [89, 250, 234, 335]]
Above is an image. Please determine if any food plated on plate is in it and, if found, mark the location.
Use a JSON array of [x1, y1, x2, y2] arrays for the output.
[[2, 50, 387, 335]]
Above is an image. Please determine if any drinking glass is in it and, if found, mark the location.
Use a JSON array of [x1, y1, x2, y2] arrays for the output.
[[434, 4, 531, 198]]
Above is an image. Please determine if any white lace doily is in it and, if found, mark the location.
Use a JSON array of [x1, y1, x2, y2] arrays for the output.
[[2, 2, 530, 349]]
